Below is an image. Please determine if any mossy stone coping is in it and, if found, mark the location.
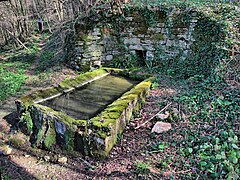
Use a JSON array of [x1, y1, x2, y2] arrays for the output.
[[16, 68, 155, 158]]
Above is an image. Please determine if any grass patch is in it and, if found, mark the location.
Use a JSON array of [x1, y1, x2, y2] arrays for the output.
[[0, 34, 43, 101], [0, 48, 37, 101], [134, 161, 150, 174]]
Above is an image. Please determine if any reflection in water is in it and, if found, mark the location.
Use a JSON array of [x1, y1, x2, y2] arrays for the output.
[[41, 75, 139, 120]]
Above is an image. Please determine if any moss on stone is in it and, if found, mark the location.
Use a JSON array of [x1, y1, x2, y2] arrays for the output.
[[59, 68, 108, 90], [90, 76, 154, 130], [79, 62, 91, 72], [64, 129, 75, 152], [58, 77, 74, 90], [155, 10, 167, 23], [88, 75, 155, 158], [43, 125, 56, 149], [96, 131, 107, 139], [102, 67, 124, 74], [17, 67, 155, 158], [151, 33, 164, 41], [18, 87, 61, 105], [133, 26, 149, 36], [91, 118, 116, 129], [18, 95, 34, 104], [79, 34, 92, 42], [105, 105, 126, 113], [28, 104, 87, 151], [34, 104, 85, 130], [35, 129, 43, 146], [120, 94, 137, 101]]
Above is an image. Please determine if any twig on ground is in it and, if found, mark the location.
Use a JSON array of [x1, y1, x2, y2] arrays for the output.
[[135, 102, 172, 130]]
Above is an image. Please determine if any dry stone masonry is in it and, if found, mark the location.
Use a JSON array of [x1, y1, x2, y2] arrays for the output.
[[67, 7, 197, 71]]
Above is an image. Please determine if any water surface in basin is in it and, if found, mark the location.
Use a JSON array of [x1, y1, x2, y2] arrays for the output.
[[41, 75, 139, 120]]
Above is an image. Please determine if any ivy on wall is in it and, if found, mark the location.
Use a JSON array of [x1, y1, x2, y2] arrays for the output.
[[65, 2, 239, 80]]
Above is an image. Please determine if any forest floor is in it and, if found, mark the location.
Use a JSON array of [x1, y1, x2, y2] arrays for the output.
[[0, 33, 239, 179]]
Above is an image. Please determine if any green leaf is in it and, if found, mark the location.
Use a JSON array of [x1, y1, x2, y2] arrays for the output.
[[232, 144, 239, 149], [188, 148, 193, 153], [199, 161, 207, 166], [158, 144, 165, 150], [216, 154, 222, 160]]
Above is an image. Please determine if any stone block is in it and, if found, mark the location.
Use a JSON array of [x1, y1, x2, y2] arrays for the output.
[[149, 27, 161, 33], [166, 40, 175, 47], [92, 36, 101, 40], [92, 28, 101, 36], [178, 40, 187, 48], [182, 50, 189, 57], [90, 51, 102, 57], [75, 47, 84, 53], [157, 23, 165, 28], [142, 44, 155, 51], [112, 51, 120, 55], [141, 40, 152, 44], [86, 42, 92, 45], [124, 37, 140, 45], [129, 44, 143, 50], [146, 51, 154, 61], [81, 58, 91, 62], [137, 34, 145, 38], [82, 53, 92, 58], [93, 61, 101, 66], [105, 55, 113, 61], [77, 42, 84, 46], [126, 17, 133, 21], [91, 56, 101, 61], [87, 45, 102, 52]]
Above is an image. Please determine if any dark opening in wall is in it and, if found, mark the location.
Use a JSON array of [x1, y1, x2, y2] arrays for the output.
[[135, 50, 147, 66]]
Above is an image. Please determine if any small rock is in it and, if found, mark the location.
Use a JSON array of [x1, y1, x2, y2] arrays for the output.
[[44, 155, 51, 162], [106, 171, 111, 176], [0, 145, 13, 155], [105, 55, 113, 61], [151, 122, 171, 134], [24, 154, 30, 158], [58, 157, 67, 164]]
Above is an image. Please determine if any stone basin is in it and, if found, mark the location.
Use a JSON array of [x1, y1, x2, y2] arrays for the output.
[[16, 68, 155, 157]]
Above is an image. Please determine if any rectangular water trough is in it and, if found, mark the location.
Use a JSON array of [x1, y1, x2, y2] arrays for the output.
[[16, 68, 155, 157]]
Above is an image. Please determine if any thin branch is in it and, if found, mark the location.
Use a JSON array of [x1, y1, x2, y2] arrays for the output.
[[5, 29, 29, 51], [135, 102, 172, 130]]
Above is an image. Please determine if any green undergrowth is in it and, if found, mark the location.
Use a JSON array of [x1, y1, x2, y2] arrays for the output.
[[0, 45, 38, 101], [0, 33, 64, 102], [132, 0, 239, 6], [126, 9, 239, 176], [149, 74, 239, 179], [103, 2, 239, 80], [0, 167, 9, 180]]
